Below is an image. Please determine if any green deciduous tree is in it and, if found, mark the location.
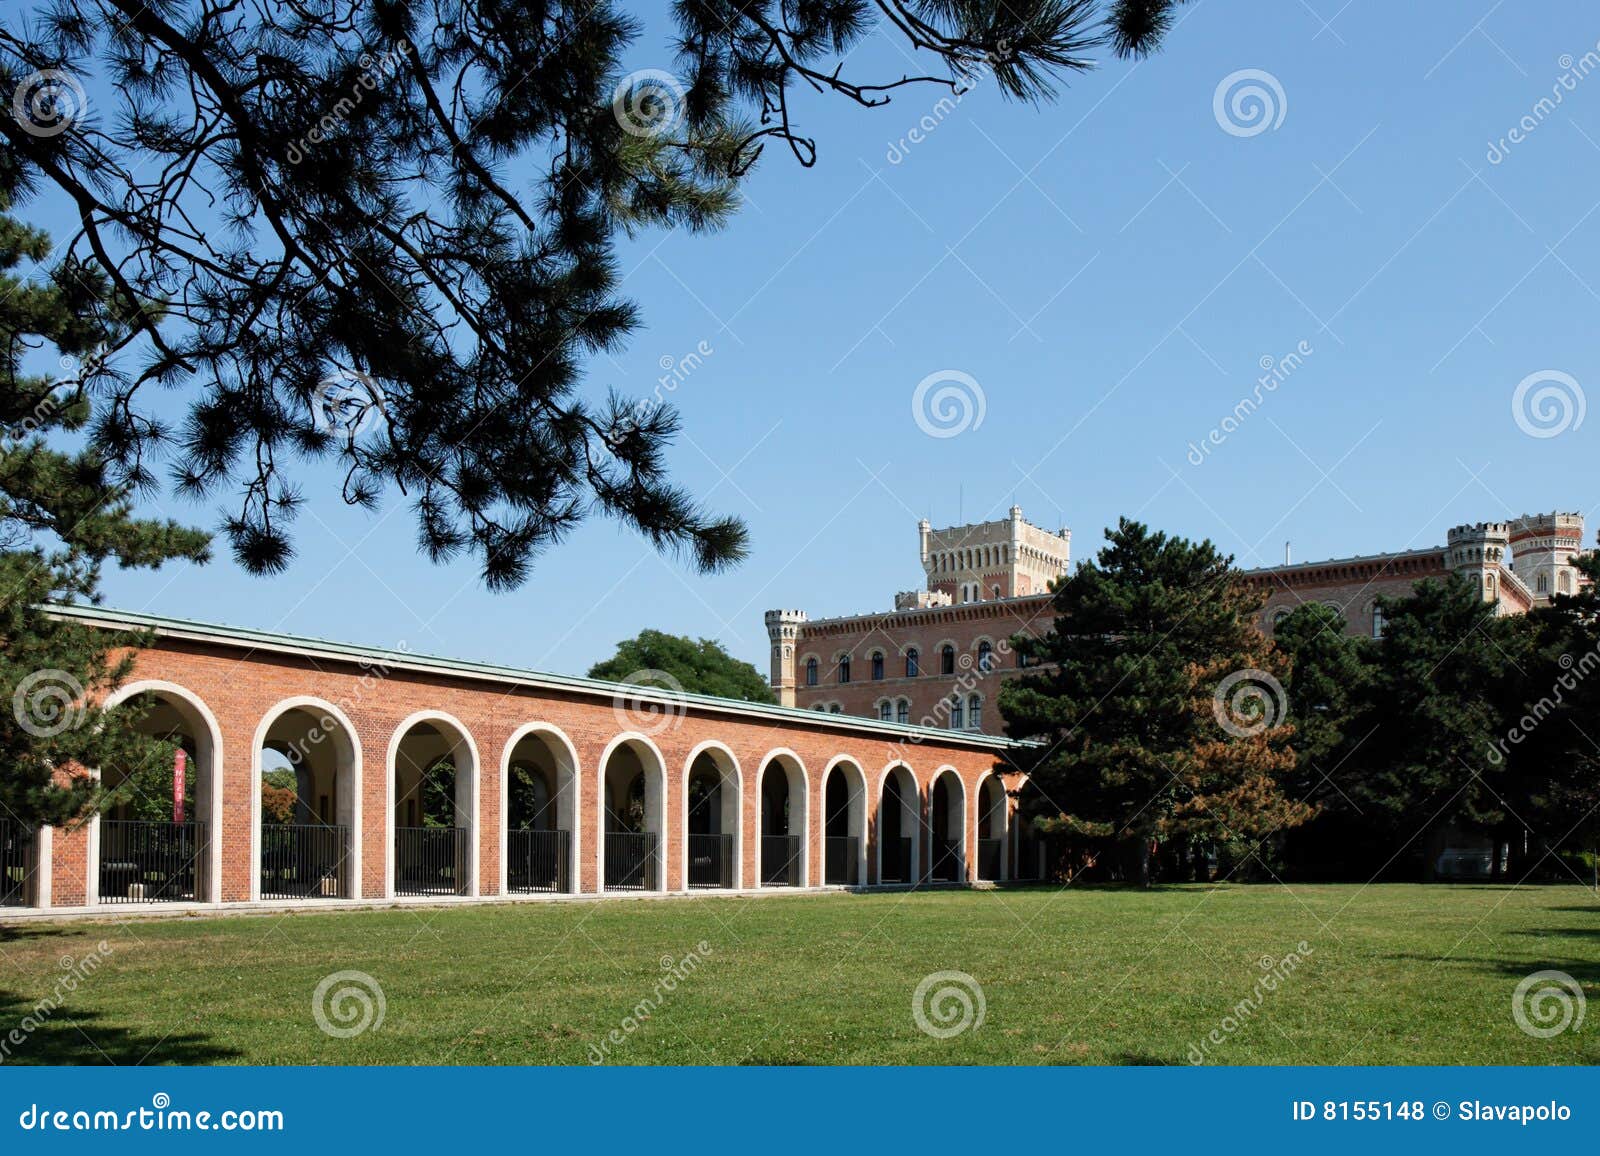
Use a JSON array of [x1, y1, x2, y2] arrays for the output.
[[589, 628, 774, 703]]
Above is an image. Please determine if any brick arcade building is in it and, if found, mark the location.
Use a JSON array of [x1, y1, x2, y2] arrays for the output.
[[767, 508, 1590, 736], [1, 605, 1031, 918]]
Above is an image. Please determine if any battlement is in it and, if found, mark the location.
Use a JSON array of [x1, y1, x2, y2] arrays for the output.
[[1447, 522, 1511, 543]]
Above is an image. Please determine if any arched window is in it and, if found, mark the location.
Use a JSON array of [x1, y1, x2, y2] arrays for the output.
[[949, 695, 963, 729], [896, 699, 910, 725], [837, 655, 851, 684], [1538, 573, 1549, 593], [804, 657, 818, 686], [1561, 571, 1575, 594], [878, 701, 893, 721], [905, 648, 920, 677], [977, 640, 993, 671], [828, 703, 842, 714], [871, 651, 885, 680], [1371, 603, 1386, 639], [941, 644, 956, 675], [968, 694, 982, 729]]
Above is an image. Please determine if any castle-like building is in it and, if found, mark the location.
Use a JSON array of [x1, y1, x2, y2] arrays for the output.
[[766, 508, 1589, 736]]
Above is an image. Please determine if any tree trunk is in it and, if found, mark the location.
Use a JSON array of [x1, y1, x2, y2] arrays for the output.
[[1138, 836, 1153, 889]]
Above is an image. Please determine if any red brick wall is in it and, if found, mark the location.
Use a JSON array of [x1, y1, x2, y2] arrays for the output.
[[35, 634, 1020, 909]]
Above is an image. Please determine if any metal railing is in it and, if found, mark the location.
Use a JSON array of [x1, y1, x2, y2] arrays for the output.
[[880, 836, 913, 883], [930, 838, 963, 882], [825, 836, 859, 885], [687, 833, 733, 888], [394, 826, 468, 896], [604, 831, 658, 891], [507, 828, 570, 894], [260, 824, 349, 899], [978, 837, 1004, 882], [99, 821, 205, 903], [761, 834, 801, 886], [1, 820, 35, 907]]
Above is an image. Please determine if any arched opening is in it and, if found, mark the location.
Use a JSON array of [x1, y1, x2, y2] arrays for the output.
[[0, 819, 35, 908], [97, 684, 221, 904], [876, 764, 920, 885], [976, 773, 1008, 882], [684, 745, 740, 889], [929, 768, 966, 883], [599, 737, 665, 891], [758, 752, 808, 886], [391, 715, 476, 897], [822, 758, 867, 886], [504, 727, 578, 894], [255, 702, 358, 901]]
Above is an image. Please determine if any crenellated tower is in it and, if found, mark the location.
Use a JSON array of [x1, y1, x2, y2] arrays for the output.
[[1510, 512, 1587, 602], [764, 609, 807, 708], [1446, 522, 1512, 605]]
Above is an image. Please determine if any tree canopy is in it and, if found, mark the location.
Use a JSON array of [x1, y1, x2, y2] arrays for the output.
[[0, 0, 1185, 588], [589, 628, 774, 703]]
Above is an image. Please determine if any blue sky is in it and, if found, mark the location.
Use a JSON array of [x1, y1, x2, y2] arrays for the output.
[[91, 2, 1600, 677]]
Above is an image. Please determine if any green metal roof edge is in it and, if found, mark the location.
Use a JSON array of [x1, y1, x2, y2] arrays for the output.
[[50, 603, 1034, 752]]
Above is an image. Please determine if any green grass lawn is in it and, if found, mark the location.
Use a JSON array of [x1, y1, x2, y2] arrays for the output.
[[2, 883, 1597, 1065]]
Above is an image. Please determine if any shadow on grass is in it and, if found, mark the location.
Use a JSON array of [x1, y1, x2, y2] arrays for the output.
[[0, 989, 240, 1065]]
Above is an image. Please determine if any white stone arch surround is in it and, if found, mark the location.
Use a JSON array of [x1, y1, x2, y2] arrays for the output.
[[681, 740, 743, 889], [249, 696, 363, 902], [596, 731, 668, 893], [500, 722, 582, 896], [98, 679, 226, 905], [973, 768, 1009, 882], [874, 760, 922, 887], [385, 709, 481, 899], [820, 754, 869, 886], [756, 747, 811, 886]]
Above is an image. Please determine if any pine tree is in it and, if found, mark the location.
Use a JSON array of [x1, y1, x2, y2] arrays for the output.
[[1000, 519, 1308, 886], [0, 170, 209, 826], [0, 1, 1182, 587]]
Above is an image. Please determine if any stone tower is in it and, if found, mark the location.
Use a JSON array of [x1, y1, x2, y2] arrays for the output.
[[764, 609, 807, 708], [917, 506, 1070, 603], [1446, 522, 1512, 605], [1509, 512, 1586, 602]]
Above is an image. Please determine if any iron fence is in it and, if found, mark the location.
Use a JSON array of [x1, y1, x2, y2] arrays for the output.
[[687, 833, 733, 888], [761, 834, 801, 886], [260, 824, 349, 899], [930, 838, 962, 882], [99, 821, 205, 903], [394, 826, 467, 896], [1, 820, 35, 907], [604, 831, 658, 891], [880, 836, 914, 883], [507, 828, 570, 894], [978, 837, 1004, 882], [825, 836, 859, 885]]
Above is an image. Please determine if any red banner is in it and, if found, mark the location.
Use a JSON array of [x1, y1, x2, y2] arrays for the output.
[[173, 748, 187, 824]]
